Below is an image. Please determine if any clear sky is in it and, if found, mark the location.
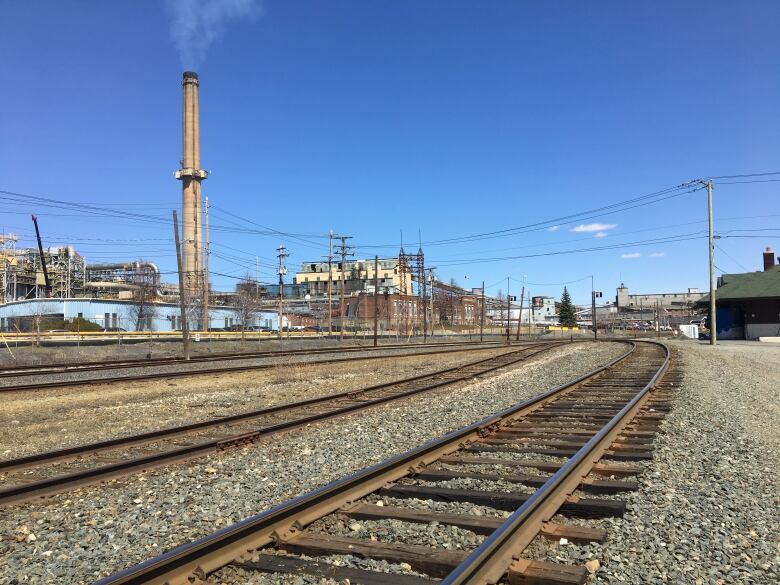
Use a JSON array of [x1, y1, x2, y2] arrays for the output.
[[2, 0, 779, 305]]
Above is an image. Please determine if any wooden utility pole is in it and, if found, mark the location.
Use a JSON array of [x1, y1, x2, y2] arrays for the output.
[[594, 288, 603, 341], [422, 275, 428, 343], [479, 281, 485, 342], [338, 235, 352, 341], [706, 180, 717, 345], [276, 245, 289, 339], [505, 277, 511, 345], [255, 256, 260, 299], [327, 231, 334, 336], [202, 196, 210, 332], [428, 269, 435, 340], [373, 255, 379, 346], [515, 284, 525, 341], [172, 210, 191, 360]]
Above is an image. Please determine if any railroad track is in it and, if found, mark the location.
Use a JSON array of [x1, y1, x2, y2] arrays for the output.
[[0, 339, 502, 377], [0, 342, 560, 507], [0, 340, 512, 393], [94, 340, 677, 585]]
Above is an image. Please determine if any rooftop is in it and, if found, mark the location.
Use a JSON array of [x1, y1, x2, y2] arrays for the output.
[[699, 265, 780, 303]]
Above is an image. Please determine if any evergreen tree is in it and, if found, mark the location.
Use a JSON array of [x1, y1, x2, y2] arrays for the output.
[[558, 286, 577, 326]]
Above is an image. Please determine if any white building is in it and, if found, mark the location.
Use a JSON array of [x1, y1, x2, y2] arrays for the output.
[[0, 298, 282, 332]]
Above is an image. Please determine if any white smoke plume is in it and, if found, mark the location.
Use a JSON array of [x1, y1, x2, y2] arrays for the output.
[[165, 0, 263, 69]]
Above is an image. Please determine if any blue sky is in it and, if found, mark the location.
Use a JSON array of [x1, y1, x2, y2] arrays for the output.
[[1, 0, 779, 305]]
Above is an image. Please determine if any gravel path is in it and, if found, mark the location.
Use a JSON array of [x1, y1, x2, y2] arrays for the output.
[[0, 347, 513, 460], [523, 340, 779, 584], [0, 342, 625, 584]]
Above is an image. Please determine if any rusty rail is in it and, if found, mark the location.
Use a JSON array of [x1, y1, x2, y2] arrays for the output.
[[0, 340, 521, 393], [440, 341, 670, 584], [0, 339, 504, 376], [94, 341, 654, 585], [0, 343, 560, 507]]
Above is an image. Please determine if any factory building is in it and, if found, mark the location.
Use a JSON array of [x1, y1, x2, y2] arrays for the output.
[[342, 290, 481, 326], [487, 296, 558, 326], [0, 235, 173, 304], [615, 284, 706, 312], [0, 298, 281, 333], [293, 258, 412, 297], [697, 247, 780, 340]]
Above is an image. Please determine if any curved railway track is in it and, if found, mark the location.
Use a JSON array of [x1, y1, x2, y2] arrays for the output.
[[0, 342, 559, 507], [93, 340, 676, 585], [0, 340, 513, 393]]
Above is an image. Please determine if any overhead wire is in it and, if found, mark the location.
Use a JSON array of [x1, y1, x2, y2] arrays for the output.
[[355, 182, 702, 250], [714, 243, 750, 272], [429, 232, 707, 267]]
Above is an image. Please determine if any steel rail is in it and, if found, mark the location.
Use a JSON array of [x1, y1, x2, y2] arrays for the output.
[[94, 342, 638, 585], [0, 339, 504, 377], [440, 340, 670, 585], [0, 344, 560, 507], [0, 344, 551, 473], [0, 342, 517, 394]]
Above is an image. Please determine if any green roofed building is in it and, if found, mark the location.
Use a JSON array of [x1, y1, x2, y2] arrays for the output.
[[697, 247, 780, 340]]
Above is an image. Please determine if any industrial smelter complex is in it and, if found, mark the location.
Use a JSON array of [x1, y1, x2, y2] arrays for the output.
[[1, 72, 777, 340]]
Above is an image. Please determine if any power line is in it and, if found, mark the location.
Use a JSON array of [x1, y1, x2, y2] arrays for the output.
[[356, 182, 700, 249], [708, 171, 780, 179], [429, 232, 706, 267], [509, 275, 592, 287], [716, 179, 780, 185], [714, 243, 750, 272]]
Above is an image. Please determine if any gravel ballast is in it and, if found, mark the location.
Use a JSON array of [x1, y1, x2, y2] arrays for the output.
[[523, 340, 779, 584], [0, 342, 625, 584], [0, 346, 512, 459]]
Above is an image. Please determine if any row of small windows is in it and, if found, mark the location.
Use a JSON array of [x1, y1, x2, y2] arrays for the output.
[[300, 274, 393, 283], [304, 262, 398, 272]]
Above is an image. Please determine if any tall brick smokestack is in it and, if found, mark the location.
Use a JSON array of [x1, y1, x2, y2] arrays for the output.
[[763, 246, 775, 271], [175, 71, 207, 298]]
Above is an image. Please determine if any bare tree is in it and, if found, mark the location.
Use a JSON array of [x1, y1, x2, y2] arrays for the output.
[[129, 280, 159, 331], [235, 275, 261, 340], [495, 290, 506, 331]]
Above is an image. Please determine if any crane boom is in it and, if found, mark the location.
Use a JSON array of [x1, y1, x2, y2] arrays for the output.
[[31, 214, 52, 297]]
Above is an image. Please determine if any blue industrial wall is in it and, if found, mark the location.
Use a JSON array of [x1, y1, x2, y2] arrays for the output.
[[0, 299, 280, 331]]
